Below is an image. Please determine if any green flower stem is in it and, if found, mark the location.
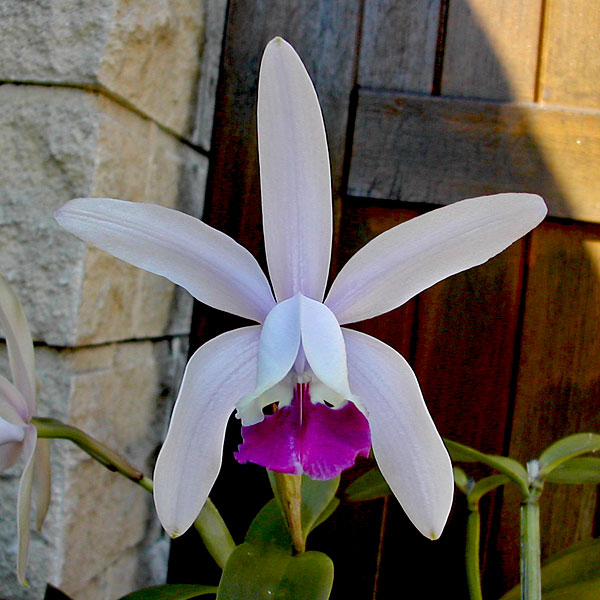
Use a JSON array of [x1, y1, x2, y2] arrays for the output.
[[520, 498, 541, 600], [465, 502, 483, 600], [32, 416, 235, 569], [272, 471, 305, 553]]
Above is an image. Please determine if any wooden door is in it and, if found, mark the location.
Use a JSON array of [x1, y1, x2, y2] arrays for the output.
[[175, 2, 600, 597]]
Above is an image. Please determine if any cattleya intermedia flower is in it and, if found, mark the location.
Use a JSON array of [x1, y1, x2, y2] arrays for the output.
[[56, 37, 547, 541], [0, 274, 50, 585]]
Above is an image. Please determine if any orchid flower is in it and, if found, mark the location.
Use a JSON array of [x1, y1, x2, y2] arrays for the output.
[[0, 274, 50, 585], [56, 37, 547, 542]]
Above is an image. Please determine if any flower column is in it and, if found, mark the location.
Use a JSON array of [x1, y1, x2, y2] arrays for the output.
[[0, 1, 227, 598]]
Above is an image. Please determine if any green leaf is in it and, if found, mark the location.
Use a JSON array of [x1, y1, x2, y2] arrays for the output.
[[546, 457, 600, 484], [246, 498, 292, 550], [311, 497, 340, 531], [500, 538, 600, 599], [468, 474, 509, 504], [217, 543, 334, 600], [444, 438, 529, 493], [118, 584, 218, 599], [301, 475, 340, 536], [538, 433, 600, 479], [452, 466, 470, 495], [345, 468, 391, 501]]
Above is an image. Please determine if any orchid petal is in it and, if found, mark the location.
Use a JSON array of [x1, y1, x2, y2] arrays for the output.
[[0, 439, 23, 471], [154, 326, 260, 538], [0, 374, 30, 425], [34, 439, 51, 530], [259, 37, 332, 302], [56, 198, 276, 323], [343, 328, 454, 539], [299, 295, 352, 400], [0, 417, 25, 445], [0, 275, 36, 417], [326, 193, 547, 324], [16, 424, 37, 586], [252, 295, 301, 400]]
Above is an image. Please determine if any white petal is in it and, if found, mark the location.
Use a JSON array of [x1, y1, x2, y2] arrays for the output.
[[252, 295, 301, 399], [56, 198, 276, 323], [0, 417, 25, 445], [300, 295, 352, 399], [34, 439, 51, 530], [16, 424, 37, 586], [343, 328, 454, 539], [259, 37, 332, 302], [326, 193, 547, 324], [154, 326, 260, 537], [0, 274, 36, 417], [0, 375, 30, 425]]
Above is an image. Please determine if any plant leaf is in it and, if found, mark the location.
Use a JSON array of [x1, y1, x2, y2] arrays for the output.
[[500, 538, 600, 599], [452, 466, 469, 495], [546, 457, 600, 484], [217, 543, 333, 600], [118, 584, 218, 599], [345, 468, 391, 501], [246, 498, 292, 551], [444, 439, 529, 493], [538, 433, 600, 479], [469, 474, 509, 504], [301, 475, 340, 536]]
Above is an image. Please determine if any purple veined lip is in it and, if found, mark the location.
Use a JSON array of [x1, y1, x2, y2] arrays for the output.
[[235, 381, 371, 480]]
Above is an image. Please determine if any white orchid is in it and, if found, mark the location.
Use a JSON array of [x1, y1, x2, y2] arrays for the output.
[[0, 275, 50, 585], [56, 38, 546, 542]]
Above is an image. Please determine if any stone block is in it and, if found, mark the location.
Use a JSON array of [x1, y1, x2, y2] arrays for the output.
[[0, 0, 207, 139], [0, 337, 187, 598], [0, 85, 207, 346]]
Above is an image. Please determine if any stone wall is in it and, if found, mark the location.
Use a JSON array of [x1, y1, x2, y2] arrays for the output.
[[0, 1, 227, 598]]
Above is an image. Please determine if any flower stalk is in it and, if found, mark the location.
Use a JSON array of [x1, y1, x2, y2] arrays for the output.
[[32, 416, 235, 569], [273, 471, 305, 553], [465, 501, 483, 600]]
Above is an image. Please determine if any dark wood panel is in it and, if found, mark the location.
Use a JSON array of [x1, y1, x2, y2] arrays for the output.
[[494, 220, 600, 592], [357, 0, 441, 93], [348, 90, 600, 223]]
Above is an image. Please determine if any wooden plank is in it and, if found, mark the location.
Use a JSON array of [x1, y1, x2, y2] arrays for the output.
[[442, 0, 542, 101], [538, 0, 600, 109], [348, 90, 600, 222], [357, 0, 441, 93], [494, 220, 600, 592]]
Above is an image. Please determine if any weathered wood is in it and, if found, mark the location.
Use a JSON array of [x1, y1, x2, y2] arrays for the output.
[[442, 0, 542, 101], [538, 0, 600, 109], [348, 90, 600, 222], [495, 220, 600, 591], [357, 0, 441, 93]]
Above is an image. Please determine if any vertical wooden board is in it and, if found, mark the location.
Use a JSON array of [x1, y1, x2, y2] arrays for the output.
[[357, 0, 441, 93], [495, 221, 600, 591], [206, 0, 362, 257], [539, 0, 600, 109], [442, 0, 542, 101], [413, 240, 525, 454]]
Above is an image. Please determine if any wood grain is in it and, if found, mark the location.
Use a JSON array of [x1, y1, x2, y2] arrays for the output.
[[494, 220, 600, 591], [538, 0, 600, 109], [357, 0, 441, 93], [442, 0, 542, 101], [348, 90, 600, 222]]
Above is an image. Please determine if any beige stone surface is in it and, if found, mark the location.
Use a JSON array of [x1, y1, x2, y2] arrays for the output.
[[0, 338, 187, 598], [0, 0, 207, 139], [0, 85, 207, 347]]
